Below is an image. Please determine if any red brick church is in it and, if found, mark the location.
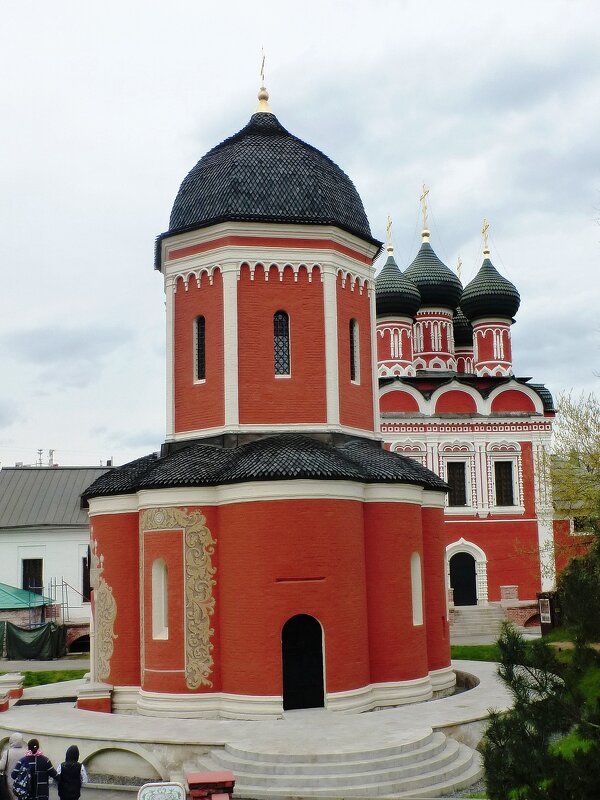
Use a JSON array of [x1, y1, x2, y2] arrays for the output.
[[82, 87, 456, 717]]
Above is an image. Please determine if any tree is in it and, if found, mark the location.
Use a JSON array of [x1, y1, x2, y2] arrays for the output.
[[550, 392, 600, 525], [482, 623, 600, 800]]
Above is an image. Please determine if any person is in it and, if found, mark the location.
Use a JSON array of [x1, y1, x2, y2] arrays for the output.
[[56, 746, 87, 800], [11, 739, 56, 800], [0, 734, 27, 800]]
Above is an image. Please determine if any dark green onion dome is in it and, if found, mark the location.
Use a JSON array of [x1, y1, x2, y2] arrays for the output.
[[167, 110, 376, 244], [453, 307, 473, 347], [460, 256, 520, 321], [375, 252, 421, 317], [404, 237, 463, 309]]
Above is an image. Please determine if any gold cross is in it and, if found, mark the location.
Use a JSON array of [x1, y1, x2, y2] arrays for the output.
[[386, 215, 393, 252], [260, 49, 266, 87], [420, 183, 429, 230], [482, 218, 490, 252], [456, 255, 462, 281]]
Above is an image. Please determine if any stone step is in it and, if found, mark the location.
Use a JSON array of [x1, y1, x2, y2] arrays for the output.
[[194, 733, 482, 799], [231, 744, 479, 797], [210, 738, 460, 785], [222, 729, 436, 764]]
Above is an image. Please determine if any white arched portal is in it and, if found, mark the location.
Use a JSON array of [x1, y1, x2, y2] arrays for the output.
[[446, 538, 488, 606]]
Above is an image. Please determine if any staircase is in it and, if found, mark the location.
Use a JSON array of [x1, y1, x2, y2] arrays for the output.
[[450, 603, 505, 640], [193, 729, 482, 799]]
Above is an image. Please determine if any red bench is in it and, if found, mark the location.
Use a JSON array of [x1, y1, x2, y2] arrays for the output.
[[186, 771, 235, 799]]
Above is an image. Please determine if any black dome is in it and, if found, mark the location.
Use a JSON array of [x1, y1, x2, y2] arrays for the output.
[[453, 307, 473, 347], [168, 112, 375, 243], [404, 241, 463, 309], [375, 253, 421, 318], [460, 257, 520, 321]]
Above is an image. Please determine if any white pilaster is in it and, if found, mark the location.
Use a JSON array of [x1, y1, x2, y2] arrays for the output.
[[222, 264, 239, 427], [322, 269, 340, 426], [165, 275, 175, 437]]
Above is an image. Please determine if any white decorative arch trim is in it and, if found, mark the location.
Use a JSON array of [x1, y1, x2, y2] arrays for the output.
[[430, 380, 483, 413], [446, 537, 488, 605]]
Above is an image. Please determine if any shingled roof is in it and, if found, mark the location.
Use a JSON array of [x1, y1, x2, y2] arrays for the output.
[[83, 433, 447, 499], [156, 111, 380, 267]]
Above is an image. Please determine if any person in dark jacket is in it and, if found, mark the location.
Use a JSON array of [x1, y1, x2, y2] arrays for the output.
[[11, 739, 56, 800], [55, 746, 87, 800]]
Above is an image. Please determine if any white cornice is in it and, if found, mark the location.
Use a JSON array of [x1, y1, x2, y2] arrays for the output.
[[165, 423, 380, 442], [87, 480, 444, 515]]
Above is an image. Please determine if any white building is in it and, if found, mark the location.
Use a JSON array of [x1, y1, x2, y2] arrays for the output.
[[0, 466, 109, 624]]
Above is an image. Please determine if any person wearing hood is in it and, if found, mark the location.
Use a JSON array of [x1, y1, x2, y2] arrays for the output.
[[0, 734, 27, 800], [11, 739, 56, 800], [56, 746, 87, 800]]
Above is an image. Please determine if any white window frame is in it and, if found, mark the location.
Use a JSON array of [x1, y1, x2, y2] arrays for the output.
[[350, 318, 360, 385], [487, 443, 524, 514], [193, 315, 206, 385]]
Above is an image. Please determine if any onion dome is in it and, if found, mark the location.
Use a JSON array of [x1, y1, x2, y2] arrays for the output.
[[453, 307, 473, 347], [404, 233, 463, 309], [460, 256, 520, 321], [376, 251, 421, 317], [167, 87, 375, 244]]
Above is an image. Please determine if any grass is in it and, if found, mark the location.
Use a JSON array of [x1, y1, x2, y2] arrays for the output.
[[17, 670, 87, 687], [451, 643, 501, 661]]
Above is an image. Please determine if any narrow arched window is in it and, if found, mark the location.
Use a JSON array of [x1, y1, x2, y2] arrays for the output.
[[410, 552, 423, 626], [152, 559, 168, 640], [195, 316, 206, 381], [349, 319, 360, 383], [274, 311, 290, 375]]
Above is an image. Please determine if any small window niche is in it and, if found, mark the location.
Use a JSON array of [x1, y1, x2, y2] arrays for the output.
[[349, 319, 360, 383], [195, 316, 206, 382], [151, 559, 169, 640], [274, 310, 291, 376], [410, 552, 424, 626]]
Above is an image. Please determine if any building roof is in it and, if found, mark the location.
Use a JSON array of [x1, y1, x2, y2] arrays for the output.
[[460, 257, 520, 321], [404, 241, 463, 309], [83, 433, 448, 499], [159, 111, 380, 258], [0, 466, 110, 529], [375, 253, 421, 318], [0, 582, 53, 609]]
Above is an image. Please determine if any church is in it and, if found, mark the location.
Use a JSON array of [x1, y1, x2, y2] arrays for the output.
[[81, 86, 456, 717], [375, 209, 558, 614]]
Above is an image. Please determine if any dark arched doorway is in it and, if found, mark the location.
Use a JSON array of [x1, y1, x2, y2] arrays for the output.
[[281, 614, 324, 710], [450, 552, 477, 606]]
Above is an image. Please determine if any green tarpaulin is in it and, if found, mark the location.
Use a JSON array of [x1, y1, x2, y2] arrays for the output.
[[5, 622, 66, 660]]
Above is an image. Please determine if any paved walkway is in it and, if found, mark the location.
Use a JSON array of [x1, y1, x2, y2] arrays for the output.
[[0, 657, 89, 672]]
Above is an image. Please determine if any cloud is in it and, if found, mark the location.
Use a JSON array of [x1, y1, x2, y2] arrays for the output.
[[2, 325, 134, 389]]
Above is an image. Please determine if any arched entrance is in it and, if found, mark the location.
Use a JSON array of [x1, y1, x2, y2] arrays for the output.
[[281, 614, 324, 710], [449, 552, 477, 606]]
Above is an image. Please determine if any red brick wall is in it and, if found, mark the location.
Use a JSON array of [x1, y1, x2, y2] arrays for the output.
[[380, 390, 420, 413], [174, 270, 224, 433], [553, 518, 594, 574], [363, 503, 428, 682], [216, 498, 370, 696], [91, 513, 140, 686], [422, 505, 451, 672], [434, 391, 477, 414], [491, 389, 536, 413], [337, 276, 374, 431], [237, 264, 327, 425]]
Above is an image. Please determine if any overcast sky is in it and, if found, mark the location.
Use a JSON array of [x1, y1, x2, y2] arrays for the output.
[[1, 0, 599, 467]]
